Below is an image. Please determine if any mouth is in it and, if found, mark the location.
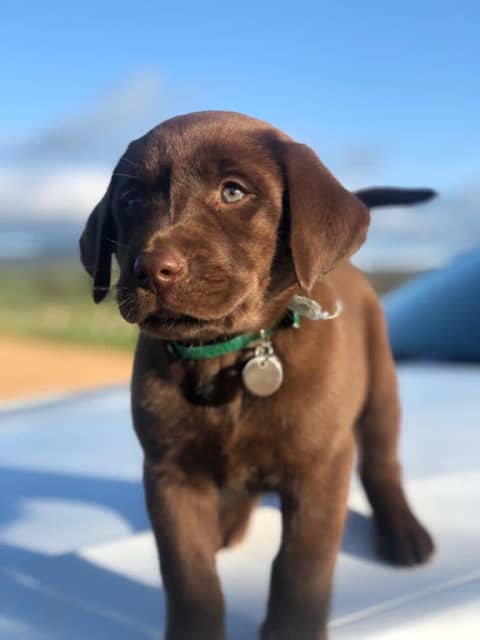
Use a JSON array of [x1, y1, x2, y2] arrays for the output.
[[128, 287, 256, 342], [142, 311, 211, 330], [139, 309, 222, 341]]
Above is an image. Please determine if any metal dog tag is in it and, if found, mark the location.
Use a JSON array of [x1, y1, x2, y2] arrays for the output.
[[242, 340, 283, 397]]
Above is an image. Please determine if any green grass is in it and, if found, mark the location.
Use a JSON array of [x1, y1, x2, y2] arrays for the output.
[[0, 260, 416, 351], [0, 261, 136, 351]]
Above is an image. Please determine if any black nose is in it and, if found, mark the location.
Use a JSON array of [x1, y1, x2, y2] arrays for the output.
[[133, 249, 187, 291]]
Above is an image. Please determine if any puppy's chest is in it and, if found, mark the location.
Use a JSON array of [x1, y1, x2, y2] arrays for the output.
[[135, 362, 331, 492], [156, 397, 294, 491]]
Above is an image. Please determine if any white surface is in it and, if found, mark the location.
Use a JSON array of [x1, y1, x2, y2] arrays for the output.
[[1, 365, 479, 638]]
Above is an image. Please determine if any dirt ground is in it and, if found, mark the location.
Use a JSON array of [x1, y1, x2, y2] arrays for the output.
[[0, 335, 132, 402]]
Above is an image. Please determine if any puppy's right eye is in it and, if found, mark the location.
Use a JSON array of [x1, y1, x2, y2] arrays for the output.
[[221, 182, 246, 203], [120, 191, 145, 210]]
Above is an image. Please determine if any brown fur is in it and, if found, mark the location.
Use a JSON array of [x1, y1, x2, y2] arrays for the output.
[[80, 111, 434, 640]]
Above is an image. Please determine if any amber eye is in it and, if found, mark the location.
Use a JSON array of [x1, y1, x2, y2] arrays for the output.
[[121, 191, 145, 210], [221, 182, 246, 203]]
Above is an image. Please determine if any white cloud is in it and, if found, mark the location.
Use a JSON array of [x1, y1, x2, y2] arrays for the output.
[[0, 70, 177, 221], [355, 187, 480, 270], [0, 71, 172, 166], [464, 184, 480, 207], [335, 144, 384, 189], [0, 166, 109, 220], [0, 72, 478, 273]]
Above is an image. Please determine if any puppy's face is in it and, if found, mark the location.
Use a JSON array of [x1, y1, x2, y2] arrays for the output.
[[80, 111, 369, 341], [113, 114, 286, 340]]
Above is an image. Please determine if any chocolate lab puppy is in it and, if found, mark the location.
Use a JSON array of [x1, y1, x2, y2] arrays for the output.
[[80, 111, 434, 640]]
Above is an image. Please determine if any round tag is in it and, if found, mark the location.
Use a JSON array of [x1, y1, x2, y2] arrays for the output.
[[242, 354, 284, 397]]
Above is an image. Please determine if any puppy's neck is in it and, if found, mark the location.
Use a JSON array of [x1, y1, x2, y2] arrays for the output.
[[134, 276, 339, 408]]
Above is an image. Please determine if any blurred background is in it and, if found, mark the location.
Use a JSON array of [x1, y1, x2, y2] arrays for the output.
[[1, 0, 479, 401]]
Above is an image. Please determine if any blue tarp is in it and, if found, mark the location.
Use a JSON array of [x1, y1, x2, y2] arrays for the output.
[[385, 250, 480, 362]]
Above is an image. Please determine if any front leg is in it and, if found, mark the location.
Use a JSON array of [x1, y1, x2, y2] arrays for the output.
[[144, 461, 226, 640], [261, 444, 354, 640]]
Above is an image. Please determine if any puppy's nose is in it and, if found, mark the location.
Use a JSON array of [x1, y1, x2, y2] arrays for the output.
[[133, 250, 187, 291]]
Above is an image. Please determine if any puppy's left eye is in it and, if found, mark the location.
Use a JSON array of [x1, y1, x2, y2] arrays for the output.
[[221, 182, 246, 203], [120, 191, 145, 210]]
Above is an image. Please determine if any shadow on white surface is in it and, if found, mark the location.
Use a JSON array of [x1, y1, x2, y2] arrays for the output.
[[0, 462, 374, 639], [1, 365, 480, 638]]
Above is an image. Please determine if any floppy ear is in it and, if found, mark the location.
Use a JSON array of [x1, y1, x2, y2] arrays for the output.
[[79, 184, 115, 303], [280, 142, 370, 292]]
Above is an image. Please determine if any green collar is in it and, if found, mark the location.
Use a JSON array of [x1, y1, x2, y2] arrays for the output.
[[169, 310, 300, 360]]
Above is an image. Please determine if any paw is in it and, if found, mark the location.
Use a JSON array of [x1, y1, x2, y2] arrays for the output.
[[375, 509, 435, 566]]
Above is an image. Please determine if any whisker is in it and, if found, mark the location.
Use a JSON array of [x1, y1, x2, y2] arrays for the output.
[[117, 292, 136, 305], [112, 172, 139, 180], [120, 157, 143, 169], [117, 299, 136, 312]]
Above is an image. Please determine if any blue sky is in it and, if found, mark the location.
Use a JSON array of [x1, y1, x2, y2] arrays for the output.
[[1, 1, 479, 267], [2, 0, 479, 186]]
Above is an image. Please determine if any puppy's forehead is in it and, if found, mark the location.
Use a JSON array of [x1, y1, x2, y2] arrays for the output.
[[121, 111, 290, 178]]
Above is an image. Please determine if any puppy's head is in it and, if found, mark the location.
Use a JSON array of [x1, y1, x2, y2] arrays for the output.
[[80, 111, 369, 341]]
